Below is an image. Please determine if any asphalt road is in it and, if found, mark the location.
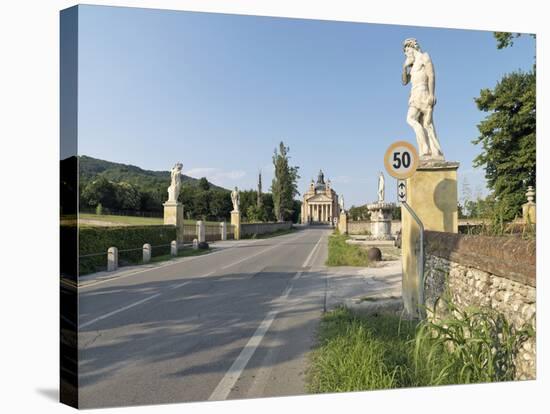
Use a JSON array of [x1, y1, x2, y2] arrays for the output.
[[78, 227, 331, 408]]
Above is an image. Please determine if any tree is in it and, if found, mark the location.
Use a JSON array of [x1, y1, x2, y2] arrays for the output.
[[198, 177, 211, 191], [115, 182, 141, 210], [472, 34, 535, 221], [81, 177, 117, 210], [271, 142, 300, 222]]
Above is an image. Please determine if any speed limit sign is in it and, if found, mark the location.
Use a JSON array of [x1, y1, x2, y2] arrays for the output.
[[384, 141, 419, 179]]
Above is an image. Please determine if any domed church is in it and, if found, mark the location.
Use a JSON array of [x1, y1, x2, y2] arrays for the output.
[[301, 170, 340, 224]]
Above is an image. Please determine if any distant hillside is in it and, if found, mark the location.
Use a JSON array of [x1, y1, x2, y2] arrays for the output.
[[79, 155, 227, 192]]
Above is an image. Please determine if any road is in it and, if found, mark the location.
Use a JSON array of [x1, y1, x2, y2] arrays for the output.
[[78, 227, 331, 408]]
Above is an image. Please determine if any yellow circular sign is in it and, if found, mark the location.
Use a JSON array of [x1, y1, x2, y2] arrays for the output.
[[384, 141, 419, 179]]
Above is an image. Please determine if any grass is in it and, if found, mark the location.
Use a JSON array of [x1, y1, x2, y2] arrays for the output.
[[308, 305, 533, 393], [150, 246, 212, 263], [325, 233, 370, 267], [79, 213, 219, 226], [241, 228, 297, 239]]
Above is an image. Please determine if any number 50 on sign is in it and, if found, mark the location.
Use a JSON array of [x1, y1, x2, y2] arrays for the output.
[[384, 141, 419, 179]]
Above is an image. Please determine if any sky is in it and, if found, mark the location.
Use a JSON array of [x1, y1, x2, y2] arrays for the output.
[[75, 5, 535, 207]]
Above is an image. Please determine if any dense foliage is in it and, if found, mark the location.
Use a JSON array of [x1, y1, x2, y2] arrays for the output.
[[308, 304, 532, 393], [472, 33, 536, 221], [78, 155, 302, 223], [271, 142, 301, 222]]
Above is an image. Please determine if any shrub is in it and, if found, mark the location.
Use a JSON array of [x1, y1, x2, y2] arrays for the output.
[[326, 234, 370, 266], [79, 225, 177, 275]]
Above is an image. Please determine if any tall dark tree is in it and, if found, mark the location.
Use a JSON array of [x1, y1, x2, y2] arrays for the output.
[[472, 33, 535, 221], [271, 142, 300, 222]]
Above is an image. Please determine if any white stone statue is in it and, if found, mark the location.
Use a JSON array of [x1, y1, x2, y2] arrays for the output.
[[231, 186, 240, 212], [167, 162, 183, 202], [402, 38, 444, 161], [377, 172, 385, 202], [339, 195, 345, 212]]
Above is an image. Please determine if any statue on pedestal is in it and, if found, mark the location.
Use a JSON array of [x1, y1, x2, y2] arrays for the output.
[[231, 186, 240, 212], [377, 172, 385, 203], [402, 38, 444, 161], [167, 163, 183, 202], [339, 195, 345, 212]]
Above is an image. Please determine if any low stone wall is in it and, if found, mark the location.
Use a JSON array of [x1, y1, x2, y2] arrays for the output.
[[423, 231, 536, 380], [241, 221, 292, 237], [347, 220, 401, 235]]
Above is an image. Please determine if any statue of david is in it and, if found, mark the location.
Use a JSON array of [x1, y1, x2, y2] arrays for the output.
[[402, 38, 444, 161], [231, 186, 240, 212], [167, 162, 183, 202], [377, 172, 385, 202]]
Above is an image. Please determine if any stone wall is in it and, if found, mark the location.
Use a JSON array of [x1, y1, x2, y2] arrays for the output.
[[241, 221, 292, 237], [423, 231, 536, 380], [347, 220, 401, 235]]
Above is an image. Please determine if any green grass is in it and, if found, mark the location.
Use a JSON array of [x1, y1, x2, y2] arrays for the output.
[[308, 305, 533, 393], [308, 307, 417, 392], [79, 213, 219, 226], [325, 233, 370, 266], [150, 246, 212, 263], [241, 228, 297, 239], [79, 213, 163, 226]]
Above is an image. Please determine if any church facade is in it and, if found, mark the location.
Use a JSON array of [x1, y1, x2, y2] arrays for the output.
[[301, 170, 340, 224]]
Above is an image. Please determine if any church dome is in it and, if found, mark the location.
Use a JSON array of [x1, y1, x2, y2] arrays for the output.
[[315, 169, 326, 193]]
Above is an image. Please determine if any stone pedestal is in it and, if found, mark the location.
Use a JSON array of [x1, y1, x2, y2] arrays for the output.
[[402, 160, 459, 318], [231, 211, 241, 240], [366, 202, 395, 240], [338, 211, 348, 234], [163, 201, 184, 243]]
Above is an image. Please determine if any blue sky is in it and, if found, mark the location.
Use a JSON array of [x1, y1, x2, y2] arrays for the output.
[[76, 5, 535, 207]]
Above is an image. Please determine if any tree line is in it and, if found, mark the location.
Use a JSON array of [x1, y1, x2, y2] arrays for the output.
[[79, 141, 302, 223]]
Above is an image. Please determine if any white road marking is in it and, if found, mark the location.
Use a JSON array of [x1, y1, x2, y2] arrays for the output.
[[220, 232, 305, 270], [79, 293, 161, 329], [79, 231, 310, 329], [208, 230, 326, 401]]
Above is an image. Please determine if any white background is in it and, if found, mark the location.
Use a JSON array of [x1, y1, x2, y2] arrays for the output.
[[0, 1, 547, 413]]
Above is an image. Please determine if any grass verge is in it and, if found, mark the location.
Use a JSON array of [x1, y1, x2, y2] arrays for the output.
[[308, 305, 532, 393], [325, 233, 370, 266], [241, 228, 297, 239]]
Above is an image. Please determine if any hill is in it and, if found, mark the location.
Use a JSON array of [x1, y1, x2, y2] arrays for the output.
[[79, 155, 227, 192]]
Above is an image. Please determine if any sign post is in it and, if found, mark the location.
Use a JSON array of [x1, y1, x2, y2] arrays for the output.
[[384, 141, 427, 317]]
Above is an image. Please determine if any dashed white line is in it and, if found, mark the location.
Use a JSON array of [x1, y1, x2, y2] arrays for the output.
[[208, 230, 326, 401]]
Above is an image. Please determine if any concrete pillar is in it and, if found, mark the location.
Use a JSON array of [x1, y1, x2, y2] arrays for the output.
[[196, 220, 205, 243], [163, 201, 184, 244], [220, 221, 227, 240], [402, 161, 459, 318], [231, 211, 241, 240], [170, 240, 178, 256], [143, 243, 151, 263], [107, 246, 118, 272]]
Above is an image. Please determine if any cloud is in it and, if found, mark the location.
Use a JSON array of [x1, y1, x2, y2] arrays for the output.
[[185, 167, 246, 185]]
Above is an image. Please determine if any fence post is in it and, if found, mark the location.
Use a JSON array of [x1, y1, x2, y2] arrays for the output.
[[143, 243, 151, 263], [220, 221, 227, 241], [170, 240, 178, 256], [197, 220, 206, 243], [107, 247, 118, 272]]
